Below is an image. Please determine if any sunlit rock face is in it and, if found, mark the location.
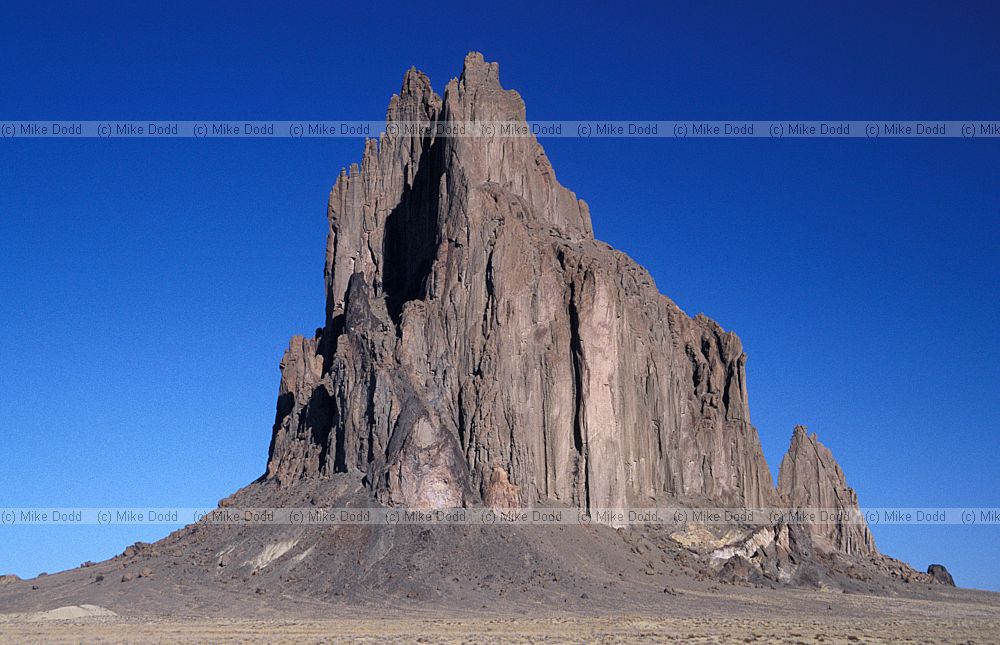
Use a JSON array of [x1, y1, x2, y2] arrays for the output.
[[266, 52, 778, 518], [778, 426, 877, 557]]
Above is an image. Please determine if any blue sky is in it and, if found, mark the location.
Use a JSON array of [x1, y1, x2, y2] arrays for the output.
[[1, 1, 998, 590]]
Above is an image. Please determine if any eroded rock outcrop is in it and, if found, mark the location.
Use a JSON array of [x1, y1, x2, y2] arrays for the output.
[[264, 53, 777, 520], [778, 426, 877, 557], [927, 564, 956, 586]]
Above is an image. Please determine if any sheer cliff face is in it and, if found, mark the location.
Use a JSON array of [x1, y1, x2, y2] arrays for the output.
[[266, 53, 777, 516], [778, 426, 877, 557]]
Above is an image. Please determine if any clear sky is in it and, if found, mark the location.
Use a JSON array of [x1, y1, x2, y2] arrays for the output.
[[1, 1, 998, 590]]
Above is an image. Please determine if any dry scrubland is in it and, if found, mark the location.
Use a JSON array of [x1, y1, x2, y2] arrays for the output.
[[1, 614, 997, 644], [2, 587, 998, 644]]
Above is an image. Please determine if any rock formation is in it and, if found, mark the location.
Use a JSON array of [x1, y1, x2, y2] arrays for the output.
[[927, 564, 956, 586], [0, 56, 966, 618], [265, 52, 777, 521], [778, 426, 876, 557], [260, 53, 905, 582]]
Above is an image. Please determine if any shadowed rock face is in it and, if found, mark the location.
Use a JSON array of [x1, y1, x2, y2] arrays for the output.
[[777, 426, 877, 557], [927, 564, 956, 586]]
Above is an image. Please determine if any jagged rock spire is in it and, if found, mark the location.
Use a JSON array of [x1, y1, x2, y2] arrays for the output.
[[266, 53, 778, 521], [778, 426, 877, 557]]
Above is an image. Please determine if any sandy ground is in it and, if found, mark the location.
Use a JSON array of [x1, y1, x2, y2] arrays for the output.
[[2, 483, 997, 642], [2, 587, 998, 645], [1, 613, 998, 644]]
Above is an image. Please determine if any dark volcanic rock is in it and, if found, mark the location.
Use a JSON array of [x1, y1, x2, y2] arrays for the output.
[[778, 426, 877, 557], [265, 51, 776, 522], [717, 556, 754, 584], [0, 56, 956, 619], [927, 564, 955, 586]]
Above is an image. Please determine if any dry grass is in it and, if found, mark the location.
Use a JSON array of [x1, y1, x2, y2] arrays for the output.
[[1, 614, 997, 644]]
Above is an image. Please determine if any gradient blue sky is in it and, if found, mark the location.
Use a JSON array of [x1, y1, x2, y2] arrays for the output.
[[1, 1, 998, 590]]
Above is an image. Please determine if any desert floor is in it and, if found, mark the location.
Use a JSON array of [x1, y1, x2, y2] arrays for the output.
[[2, 588, 998, 644], [1, 614, 997, 644]]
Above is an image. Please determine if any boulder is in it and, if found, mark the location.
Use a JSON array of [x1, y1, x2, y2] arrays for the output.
[[927, 564, 955, 586]]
